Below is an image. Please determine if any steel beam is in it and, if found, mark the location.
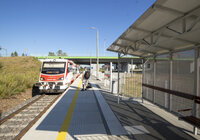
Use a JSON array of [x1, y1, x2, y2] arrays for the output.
[[187, 16, 200, 32], [182, 18, 186, 33], [169, 52, 173, 111], [107, 48, 143, 58], [113, 43, 156, 55], [153, 4, 184, 16], [131, 27, 198, 45]]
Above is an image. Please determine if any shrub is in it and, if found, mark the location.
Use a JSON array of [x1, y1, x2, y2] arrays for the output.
[[0, 57, 41, 98], [0, 62, 2, 69]]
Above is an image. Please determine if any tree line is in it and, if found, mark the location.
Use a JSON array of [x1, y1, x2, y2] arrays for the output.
[[48, 50, 67, 56], [10, 51, 26, 57], [8, 49, 68, 57]]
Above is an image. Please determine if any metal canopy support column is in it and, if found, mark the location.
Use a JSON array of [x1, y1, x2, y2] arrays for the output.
[[196, 48, 200, 117], [169, 52, 173, 111], [153, 56, 156, 103], [90, 58, 92, 74], [117, 53, 120, 104], [131, 59, 133, 76], [110, 62, 113, 92], [142, 58, 145, 103], [193, 47, 199, 135]]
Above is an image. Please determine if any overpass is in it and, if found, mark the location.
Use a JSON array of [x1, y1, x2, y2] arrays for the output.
[[36, 56, 142, 65]]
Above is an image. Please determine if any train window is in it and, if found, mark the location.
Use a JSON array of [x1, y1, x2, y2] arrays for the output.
[[68, 63, 73, 72], [42, 62, 66, 74]]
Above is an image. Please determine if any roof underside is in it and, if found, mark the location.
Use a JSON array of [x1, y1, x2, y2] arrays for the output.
[[107, 0, 200, 57]]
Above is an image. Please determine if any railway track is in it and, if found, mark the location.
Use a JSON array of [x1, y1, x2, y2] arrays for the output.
[[0, 93, 63, 140], [0, 74, 80, 140]]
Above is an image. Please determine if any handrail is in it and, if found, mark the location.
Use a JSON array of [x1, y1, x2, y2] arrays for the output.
[[142, 83, 200, 103]]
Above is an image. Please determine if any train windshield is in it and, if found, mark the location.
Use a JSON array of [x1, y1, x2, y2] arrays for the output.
[[41, 62, 66, 74]]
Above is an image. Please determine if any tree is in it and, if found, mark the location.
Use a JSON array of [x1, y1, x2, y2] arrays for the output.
[[80, 66, 84, 72], [57, 50, 63, 56], [11, 51, 18, 56], [48, 50, 67, 56], [62, 52, 68, 56], [14, 51, 18, 56], [48, 52, 55, 56], [22, 53, 25, 56], [135, 64, 142, 69]]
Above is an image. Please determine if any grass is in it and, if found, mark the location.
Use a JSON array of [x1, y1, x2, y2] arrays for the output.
[[0, 57, 41, 98]]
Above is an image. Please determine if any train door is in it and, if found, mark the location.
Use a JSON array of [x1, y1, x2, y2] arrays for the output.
[[66, 61, 74, 84]]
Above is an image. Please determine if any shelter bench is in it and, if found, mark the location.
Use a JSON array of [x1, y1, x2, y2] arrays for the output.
[[178, 99, 200, 135], [142, 83, 200, 135]]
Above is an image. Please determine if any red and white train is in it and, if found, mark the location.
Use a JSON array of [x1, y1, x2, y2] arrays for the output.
[[35, 59, 79, 93]]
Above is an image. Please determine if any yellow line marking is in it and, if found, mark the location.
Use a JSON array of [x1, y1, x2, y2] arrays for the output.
[[56, 79, 82, 140]]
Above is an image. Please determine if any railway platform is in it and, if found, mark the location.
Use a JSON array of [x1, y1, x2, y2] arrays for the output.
[[21, 75, 128, 140], [20, 75, 199, 140]]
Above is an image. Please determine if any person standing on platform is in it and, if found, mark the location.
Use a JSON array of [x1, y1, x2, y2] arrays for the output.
[[82, 67, 90, 91]]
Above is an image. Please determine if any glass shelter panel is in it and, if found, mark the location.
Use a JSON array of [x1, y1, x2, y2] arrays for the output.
[[172, 50, 194, 116], [155, 54, 170, 108]]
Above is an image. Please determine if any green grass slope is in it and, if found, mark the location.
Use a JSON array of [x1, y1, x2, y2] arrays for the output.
[[0, 57, 41, 98]]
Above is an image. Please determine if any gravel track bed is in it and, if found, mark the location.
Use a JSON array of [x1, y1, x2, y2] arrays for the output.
[[1, 95, 41, 119], [0, 94, 58, 140]]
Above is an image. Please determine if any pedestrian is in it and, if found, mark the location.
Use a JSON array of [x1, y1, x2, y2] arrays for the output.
[[82, 67, 90, 91]]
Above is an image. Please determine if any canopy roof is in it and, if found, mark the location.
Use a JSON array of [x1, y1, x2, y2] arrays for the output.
[[107, 0, 200, 57]]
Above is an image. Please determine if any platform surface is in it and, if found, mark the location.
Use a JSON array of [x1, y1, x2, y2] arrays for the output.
[[22, 75, 128, 140]]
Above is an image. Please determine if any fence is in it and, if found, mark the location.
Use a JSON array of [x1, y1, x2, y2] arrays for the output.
[[119, 71, 142, 98], [143, 49, 199, 117], [101, 70, 142, 98]]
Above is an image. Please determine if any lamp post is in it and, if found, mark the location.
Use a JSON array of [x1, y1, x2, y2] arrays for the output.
[[90, 27, 99, 80]]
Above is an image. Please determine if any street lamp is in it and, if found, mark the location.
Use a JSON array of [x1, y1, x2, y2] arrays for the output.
[[90, 27, 99, 80]]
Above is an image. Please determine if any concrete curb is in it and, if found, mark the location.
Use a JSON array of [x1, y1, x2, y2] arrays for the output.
[[91, 84, 128, 135]]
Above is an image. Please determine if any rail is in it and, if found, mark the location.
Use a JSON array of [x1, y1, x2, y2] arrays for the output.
[[0, 94, 45, 125], [142, 83, 200, 101]]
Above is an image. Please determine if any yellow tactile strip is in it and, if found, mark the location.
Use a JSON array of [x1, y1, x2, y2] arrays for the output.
[[56, 79, 82, 140]]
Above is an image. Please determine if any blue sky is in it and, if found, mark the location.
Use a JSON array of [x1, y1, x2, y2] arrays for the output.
[[0, 0, 155, 57]]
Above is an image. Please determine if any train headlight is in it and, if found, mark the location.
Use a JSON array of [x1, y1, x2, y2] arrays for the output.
[[40, 77, 45, 81], [58, 77, 64, 80]]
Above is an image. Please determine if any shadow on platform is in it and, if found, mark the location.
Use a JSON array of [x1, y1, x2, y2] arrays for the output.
[[101, 89, 196, 140]]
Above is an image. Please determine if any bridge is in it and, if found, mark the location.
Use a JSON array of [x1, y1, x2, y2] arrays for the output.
[[36, 56, 142, 64]]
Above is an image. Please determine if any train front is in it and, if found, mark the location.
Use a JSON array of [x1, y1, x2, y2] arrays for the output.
[[36, 59, 68, 93]]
